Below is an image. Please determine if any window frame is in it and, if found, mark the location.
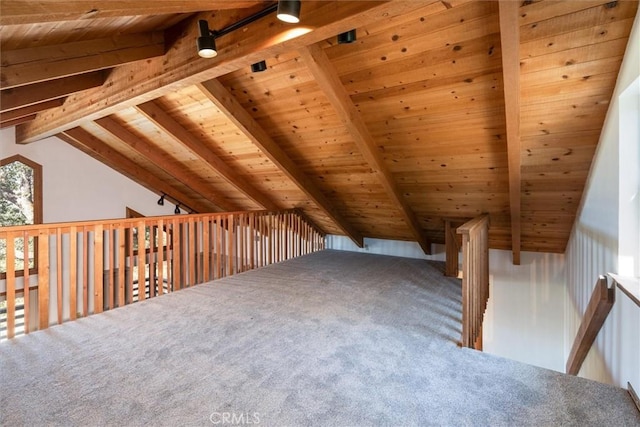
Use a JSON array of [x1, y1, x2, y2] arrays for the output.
[[0, 154, 43, 281]]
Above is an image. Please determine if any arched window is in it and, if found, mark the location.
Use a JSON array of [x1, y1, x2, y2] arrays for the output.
[[1, 155, 42, 276]]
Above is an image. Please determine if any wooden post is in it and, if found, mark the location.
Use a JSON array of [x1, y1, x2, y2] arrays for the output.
[[445, 219, 461, 277], [457, 214, 490, 350]]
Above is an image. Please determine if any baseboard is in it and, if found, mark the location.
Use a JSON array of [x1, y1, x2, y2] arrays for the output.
[[628, 382, 640, 414]]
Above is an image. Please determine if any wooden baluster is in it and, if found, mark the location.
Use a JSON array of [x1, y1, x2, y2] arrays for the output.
[[69, 225, 78, 320], [126, 226, 134, 302], [82, 227, 89, 317], [116, 227, 125, 306], [227, 216, 234, 276], [149, 224, 156, 297], [203, 217, 210, 283], [157, 220, 164, 295], [174, 218, 183, 290], [22, 231, 31, 333], [55, 228, 63, 323], [107, 225, 115, 309], [138, 221, 147, 300], [240, 214, 244, 272], [215, 215, 222, 279], [94, 224, 104, 313], [188, 218, 195, 287], [37, 229, 50, 330], [249, 213, 255, 270], [6, 233, 16, 338]]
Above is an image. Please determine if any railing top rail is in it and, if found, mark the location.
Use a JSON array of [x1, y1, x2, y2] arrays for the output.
[[609, 273, 640, 308], [0, 209, 303, 234], [456, 214, 490, 236]]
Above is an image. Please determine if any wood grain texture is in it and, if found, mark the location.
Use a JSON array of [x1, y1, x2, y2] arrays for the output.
[[499, 0, 522, 265], [0, 0, 635, 256], [0, 1, 261, 25], [197, 78, 364, 247], [299, 43, 431, 254], [1, 71, 104, 112], [1, 32, 165, 89]]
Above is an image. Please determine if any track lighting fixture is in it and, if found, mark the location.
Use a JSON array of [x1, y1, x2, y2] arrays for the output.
[[174, 204, 181, 214], [197, 20, 218, 58], [157, 194, 165, 206], [197, 3, 289, 59], [251, 60, 267, 72], [277, 0, 301, 24], [197, 2, 302, 59], [338, 29, 357, 44]]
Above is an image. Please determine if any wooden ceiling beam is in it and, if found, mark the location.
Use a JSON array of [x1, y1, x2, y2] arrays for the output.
[[16, 1, 429, 143], [1, 32, 165, 89], [58, 127, 213, 213], [135, 101, 279, 211], [298, 43, 432, 255], [196, 79, 364, 247], [1, 71, 104, 113], [94, 116, 234, 212], [0, 114, 37, 129], [499, 0, 522, 265], [0, 1, 261, 25], [0, 98, 65, 123]]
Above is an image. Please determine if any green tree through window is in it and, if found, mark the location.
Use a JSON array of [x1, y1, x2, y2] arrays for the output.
[[0, 155, 42, 274]]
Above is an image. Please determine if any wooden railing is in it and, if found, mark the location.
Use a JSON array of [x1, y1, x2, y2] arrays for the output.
[[457, 214, 490, 350], [566, 275, 615, 375], [0, 209, 324, 340]]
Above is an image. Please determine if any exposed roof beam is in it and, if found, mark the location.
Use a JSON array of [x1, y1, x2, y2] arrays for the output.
[[94, 116, 235, 212], [1, 32, 165, 89], [196, 79, 364, 248], [0, 1, 260, 25], [1, 71, 104, 113], [16, 1, 427, 143], [0, 114, 37, 129], [58, 127, 213, 213], [298, 44, 432, 255], [499, 0, 522, 265], [135, 101, 279, 211], [0, 98, 65, 123]]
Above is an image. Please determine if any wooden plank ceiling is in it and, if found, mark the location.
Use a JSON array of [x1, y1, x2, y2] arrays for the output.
[[1, 0, 637, 260]]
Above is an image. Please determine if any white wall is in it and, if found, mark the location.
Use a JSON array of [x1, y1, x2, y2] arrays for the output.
[[483, 250, 566, 372], [1, 128, 185, 222], [564, 12, 640, 389], [325, 234, 446, 261]]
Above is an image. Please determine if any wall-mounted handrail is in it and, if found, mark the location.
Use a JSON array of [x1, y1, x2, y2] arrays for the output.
[[609, 273, 640, 308], [566, 275, 615, 375], [457, 214, 490, 350], [0, 209, 324, 340]]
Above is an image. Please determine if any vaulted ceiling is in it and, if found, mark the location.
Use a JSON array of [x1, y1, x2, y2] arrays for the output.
[[1, 0, 637, 262]]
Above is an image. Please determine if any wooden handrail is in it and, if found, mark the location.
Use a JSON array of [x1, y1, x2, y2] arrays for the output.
[[609, 273, 640, 308], [566, 276, 615, 375], [457, 214, 490, 350], [0, 209, 325, 340]]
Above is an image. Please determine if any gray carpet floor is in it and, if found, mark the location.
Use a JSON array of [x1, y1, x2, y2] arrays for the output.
[[1, 250, 638, 426]]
